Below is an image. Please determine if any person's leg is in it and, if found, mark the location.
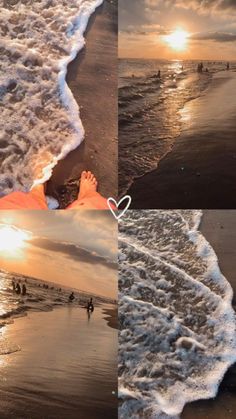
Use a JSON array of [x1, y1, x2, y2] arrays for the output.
[[66, 171, 116, 210], [28, 184, 48, 209], [0, 184, 48, 210]]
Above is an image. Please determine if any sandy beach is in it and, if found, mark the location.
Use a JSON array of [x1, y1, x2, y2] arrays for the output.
[[128, 71, 236, 209], [46, 0, 118, 208], [0, 304, 117, 419], [182, 210, 236, 419]]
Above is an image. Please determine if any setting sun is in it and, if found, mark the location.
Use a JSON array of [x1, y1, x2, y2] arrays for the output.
[[165, 29, 189, 51], [0, 225, 30, 253]]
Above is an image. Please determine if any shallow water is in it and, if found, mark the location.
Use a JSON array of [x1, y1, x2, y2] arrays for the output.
[[118, 59, 236, 196], [118, 210, 236, 419], [0, 268, 112, 355], [0, 305, 117, 418], [0, 0, 103, 196]]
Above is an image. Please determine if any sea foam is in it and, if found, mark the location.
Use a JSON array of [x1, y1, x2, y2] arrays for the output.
[[0, 0, 103, 196], [118, 210, 236, 419]]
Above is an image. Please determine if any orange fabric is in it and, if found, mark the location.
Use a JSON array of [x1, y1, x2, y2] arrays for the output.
[[66, 191, 116, 210], [0, 185, 48, 210], [0, 187, 116, 211]]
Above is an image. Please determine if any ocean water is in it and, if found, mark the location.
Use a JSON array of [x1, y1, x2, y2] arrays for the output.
[[0, 0, 103, 196], [119, 59, 236, 196], [0, 268, 112, 355], [118, 210, 236, 419]]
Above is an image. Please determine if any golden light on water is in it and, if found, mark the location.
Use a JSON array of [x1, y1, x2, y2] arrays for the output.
[[164, 29, 189, 51], [0, 225, 30, 256]]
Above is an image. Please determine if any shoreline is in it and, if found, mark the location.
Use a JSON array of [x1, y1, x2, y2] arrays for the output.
[[182, 210, 236, 419], [46, 0, 117, 208], [128, 71, 236, 209]]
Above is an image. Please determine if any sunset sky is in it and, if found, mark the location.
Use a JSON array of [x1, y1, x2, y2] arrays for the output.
[[0, 211, 117, 299], [119, 0, 236, 60]]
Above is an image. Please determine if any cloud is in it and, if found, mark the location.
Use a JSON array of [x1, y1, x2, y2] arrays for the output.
[[119, 0, 236, 23], [120, 23, 168, 36], [29, 237, 117, 271], [190, 31, 236, 42], [175, 0, 236, 14]]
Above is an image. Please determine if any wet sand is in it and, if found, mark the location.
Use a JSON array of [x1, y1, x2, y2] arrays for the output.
[[46, 0, 117, 208], [0, 305, 117, 419], [103, 306, 118, 330], [182, 210, 236, 419], [128, 72, 236, 209]]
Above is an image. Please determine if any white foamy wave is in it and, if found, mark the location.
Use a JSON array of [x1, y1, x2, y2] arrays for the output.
[[118, 210, 236, 419], [0, 0, 103, 196]]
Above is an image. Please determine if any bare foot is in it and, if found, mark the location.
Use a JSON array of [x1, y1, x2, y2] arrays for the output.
[[77, 171, 98, 200]]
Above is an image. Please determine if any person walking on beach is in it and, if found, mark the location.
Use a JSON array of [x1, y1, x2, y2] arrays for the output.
[[12, 280, 16, 292], [227, 62, 230, 70], [0, 171, 116, 210]]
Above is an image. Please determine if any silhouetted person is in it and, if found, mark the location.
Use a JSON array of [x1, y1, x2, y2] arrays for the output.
[[15, 283, 21, 294], [197, 62, 203, 73], [22, 284, 27, 296], [227, 62, 230, 70], [69, 292, 75, 302], [12, 280, 16, 291], [157, 70, 161, 79], [87, 298, 94, 312]]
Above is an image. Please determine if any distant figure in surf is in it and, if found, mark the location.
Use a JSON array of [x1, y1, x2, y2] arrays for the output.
[[15, 283, 21, 294], [197, 63, 203, 73], [227, 62, 230, 70], [157, 70, 161, 79], [0, 171, 116, 211], [22, 284, 27, 296], [69, 292, 75, 302], [87, 298, 94, 312], [12, 280, 16, 291]]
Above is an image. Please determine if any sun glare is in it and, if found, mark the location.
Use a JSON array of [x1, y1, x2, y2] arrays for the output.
[[0, 225, 30, 253], [165, 29, 189, 51]]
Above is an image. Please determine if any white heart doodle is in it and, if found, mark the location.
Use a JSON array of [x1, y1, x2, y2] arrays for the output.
[[107, 195, 132, 220]]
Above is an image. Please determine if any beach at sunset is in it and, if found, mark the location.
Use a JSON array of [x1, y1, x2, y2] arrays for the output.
[[0, 298, 117, 419], [129, 69, 236, 208], [0, 211, 117, 418], [119, 0, 236, 208]]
